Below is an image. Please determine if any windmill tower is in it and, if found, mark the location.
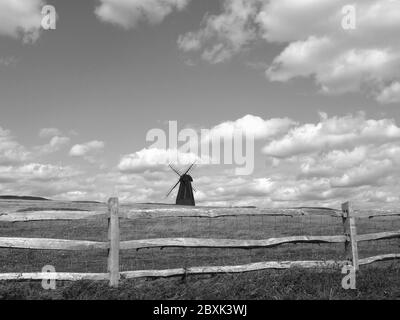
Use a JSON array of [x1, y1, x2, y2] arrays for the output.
[[166, 163, 196, 206]]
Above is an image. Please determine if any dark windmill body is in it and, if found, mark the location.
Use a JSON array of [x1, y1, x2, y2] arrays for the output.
[[166, 163, 197, 206]]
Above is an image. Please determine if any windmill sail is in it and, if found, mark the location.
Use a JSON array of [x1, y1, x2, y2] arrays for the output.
[[166, 180, 180, 198]]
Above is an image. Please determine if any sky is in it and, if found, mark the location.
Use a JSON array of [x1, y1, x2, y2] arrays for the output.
[[0, 0, 400, 208]]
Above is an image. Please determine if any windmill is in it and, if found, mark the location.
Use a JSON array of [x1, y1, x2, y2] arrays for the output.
[[166, 163, 197, 206]]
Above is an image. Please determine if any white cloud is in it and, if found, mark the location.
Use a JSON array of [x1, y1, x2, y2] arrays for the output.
[[36, 136, 71, 155], [0, 0, 45, 43], [263, 112, 400, 158], [119, 115, 293, 176], [179, 0, 400, 103], [203, 114, 296, 141], [209, 176, 275, 199], [69, 140, 105, 157], [49, 136, 70, 148], [178, 0, 261, 63], [118, 148, 200, 174], [299, 147, 368, 179], [2, 115, 400, 208], [37, 128, 70, 154], [95, 0, 191, 29], [329, 158, 394, 188], [260, 0, 400, 102], [0, 163, 81, 182], [0, 126, 30, 165], [297, 143, 400, 189], [39, 127, 63, 138], [113, 113, 400, 207], [0, 125, 92, 199], [0, 163, 88, 200], [377, 82, 400, 104], [256, 113, 400, 207]]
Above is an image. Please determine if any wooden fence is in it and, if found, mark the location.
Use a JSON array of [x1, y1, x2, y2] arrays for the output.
[[0, 198, 399, 287]]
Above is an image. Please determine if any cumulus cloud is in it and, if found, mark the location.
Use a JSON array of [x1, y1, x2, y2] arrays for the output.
[[330, 159, 394, 188], [297, 143, 400, 189], [69, 140, 105, 157], [257, 112, 400, 207], [203, 176, 275, 201], [36, 128, 70, 154], [263, 112, 400, 158], [0, 124, 95, 199], [377, 82, 400, 104], [113, 113, 400, 207], [203, 114, 296, 141], [0, 163, 88, 200], [2, 114, 400, 207], [0, 0, 45, 43], [39, 127, 63, 138], [69, 140, 106, 166], [299, 147, 368, 179], [0, 163, 81, 182], [179, 0, 400, 103], [178, 0, 261, 63], [259, 0, 400, 102], [118, 148, 200, 174], [0, 126, 30, 165], [119, 115, 293, 176], [95, 0, 191, 29], [36, 136, 71, 155]]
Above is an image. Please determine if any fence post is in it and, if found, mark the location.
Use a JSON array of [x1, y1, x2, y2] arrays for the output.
[[108, 197, 120, 287], [341, 201, 359, 271]]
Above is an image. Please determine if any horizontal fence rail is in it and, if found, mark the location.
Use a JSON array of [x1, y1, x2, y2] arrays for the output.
[[0, 237, 108, 250], [357, 230, 400, 242], [120, 260, 347, 279], [0, 235, 348, 251], [0, 272, 109, 281], [0, 211, 106, 222], [2, 206, 398, 222], [121, 207, 344, 219], [118, 235, 347, 250], [353, 209, 400, 219], [0, 198, 399, 287], [358, 254, 400, 266]]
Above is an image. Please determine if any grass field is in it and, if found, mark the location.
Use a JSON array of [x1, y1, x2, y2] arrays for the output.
[[0, 200, 399, 300]]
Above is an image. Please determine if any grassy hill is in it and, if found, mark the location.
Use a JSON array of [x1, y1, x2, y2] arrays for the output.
[[0, 195, 50, 201]]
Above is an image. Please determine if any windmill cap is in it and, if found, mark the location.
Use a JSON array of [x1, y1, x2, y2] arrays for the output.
[[180, 174, 193, 181]]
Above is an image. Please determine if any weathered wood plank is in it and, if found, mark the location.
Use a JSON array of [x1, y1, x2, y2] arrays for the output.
[[359, 254, 400, 266], [353, 210, 400, 218], [357, 230, 400, 242], [349, 216, 359, 270], [121, 207, 342, 220], [1, 254, 396, 282], [0, 237, 108, 250], [342, 203, 351, 261], [2, 207, 395, 221], [342, 202, 359, 270], [120, 235, 347, 250], [0, 272, 109, 281], [0, 234, 346, 251], [0, 211, 107, 222], [108, 197, 120, 287], [121, 260, 347, 279]]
